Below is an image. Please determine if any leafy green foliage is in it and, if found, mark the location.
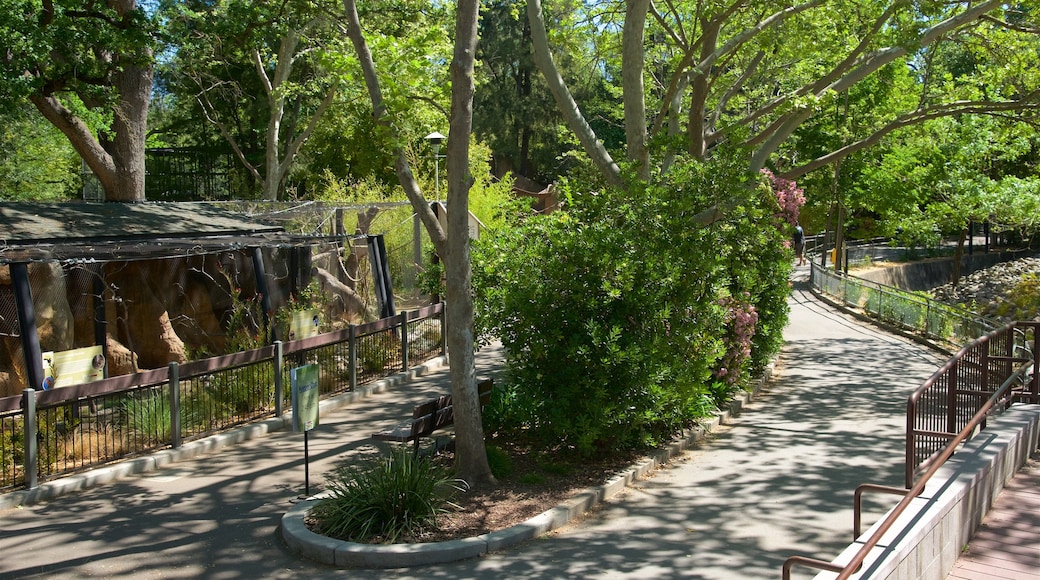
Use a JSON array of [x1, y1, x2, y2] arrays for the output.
[[992, 274, 1040, 321], [484, 444, 513, 479], [0, 0, 156, 112], [0, 106, 81, 201], [474, 148, 793, 455], [312, 448, 467, 543]]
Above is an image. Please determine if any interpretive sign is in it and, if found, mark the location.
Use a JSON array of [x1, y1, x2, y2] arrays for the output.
[[290, 364, 320, 432], [42, 346, 105, 390]]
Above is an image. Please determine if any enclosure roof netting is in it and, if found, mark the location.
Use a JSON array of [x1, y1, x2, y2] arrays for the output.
[[0, 201, 335, 263]]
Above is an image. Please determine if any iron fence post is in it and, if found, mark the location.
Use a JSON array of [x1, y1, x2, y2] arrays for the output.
[[947, 360, 958, 436], [439, 302, 447, 357], [22, 388, 37, 490], [169, 362, 181, 449], [905, 396, 916, 489], [348, 325, 357, 391], [1033, 323, 1040, 398], [981, 341, 990, 417], [924, 299, 931, 338], [274, 341, 284, 416], [400, 311, 409, 372]]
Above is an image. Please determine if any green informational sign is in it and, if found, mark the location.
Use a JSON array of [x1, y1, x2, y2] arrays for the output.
[[291, 364, 320, 432]]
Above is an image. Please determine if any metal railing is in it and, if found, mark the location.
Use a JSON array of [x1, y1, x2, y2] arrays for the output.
[[810, 262, 999, 348], [782, 320, 1039, 579], [905, 320, 1039, 488], [0, 303, 445, 492]]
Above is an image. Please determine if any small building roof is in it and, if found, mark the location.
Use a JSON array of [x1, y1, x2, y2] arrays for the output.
[[0, 202, 325, 263]]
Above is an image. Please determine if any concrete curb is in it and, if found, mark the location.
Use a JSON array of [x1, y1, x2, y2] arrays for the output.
[[280, 359, 777, 568], [0, 356, 448, 512]]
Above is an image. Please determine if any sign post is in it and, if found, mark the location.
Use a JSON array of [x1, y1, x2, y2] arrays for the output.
[[290, 364, 320, 496]]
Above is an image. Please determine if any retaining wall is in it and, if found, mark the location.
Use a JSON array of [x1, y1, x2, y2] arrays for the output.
[[854, 252, 1036, 291]]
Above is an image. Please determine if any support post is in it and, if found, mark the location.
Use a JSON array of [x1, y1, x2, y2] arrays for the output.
[[439, 302, 447, 357], [400, 312, 409, 371], [251, 248, 273, 343], [92, 265, 108, 375], [169, 362, 181, 449], [22, 389, 37, 490], [274, 341, 284, 416], [11, 263, 45, 392], [947, 360, 958, 435], [348, 325, 357, 391]]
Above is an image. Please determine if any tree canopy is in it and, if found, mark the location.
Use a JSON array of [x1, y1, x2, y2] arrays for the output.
[[0, 0, 157, 201]]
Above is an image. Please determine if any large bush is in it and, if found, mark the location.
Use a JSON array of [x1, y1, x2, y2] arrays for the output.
[[474, 152, 795, 455]]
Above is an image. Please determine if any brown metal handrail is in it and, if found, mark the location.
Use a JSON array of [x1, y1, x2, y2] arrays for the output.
[[782, 356, 1035, 579], [906, 320, 1039, 488]]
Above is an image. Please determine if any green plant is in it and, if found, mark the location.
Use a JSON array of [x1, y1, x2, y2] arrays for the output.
[[312, 448, 467, 543], [121, 390, 172, 443], [358, 330, 399, 374], [485, 445, 513, 479], [993, 274, 1040, 321], [472, 148, 793, 455]]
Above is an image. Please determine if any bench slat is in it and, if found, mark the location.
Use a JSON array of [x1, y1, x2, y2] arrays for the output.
[[371, 378, 494, 446]]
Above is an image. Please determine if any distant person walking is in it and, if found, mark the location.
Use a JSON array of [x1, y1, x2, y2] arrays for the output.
[[793, 225, 806, 266]]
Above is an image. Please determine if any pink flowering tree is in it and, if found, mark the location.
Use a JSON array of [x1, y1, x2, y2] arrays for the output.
[[761, 168, 806, 227]]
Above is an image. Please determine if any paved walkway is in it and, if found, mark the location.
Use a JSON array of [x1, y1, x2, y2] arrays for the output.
[[0, 266, 1028, 579]]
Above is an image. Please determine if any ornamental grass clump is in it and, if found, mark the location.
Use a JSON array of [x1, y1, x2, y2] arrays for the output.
[[311, 448, 468, 543]]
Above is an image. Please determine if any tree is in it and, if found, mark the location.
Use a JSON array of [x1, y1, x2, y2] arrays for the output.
[[527, 1, 1039, 188], [343, 0, 495, 487], [858, 114, 1040, 282], [0, 0, 156, 202], [161, 0, 339, 201], [0, 104, 81, 201], [473, 0, 579, 183]]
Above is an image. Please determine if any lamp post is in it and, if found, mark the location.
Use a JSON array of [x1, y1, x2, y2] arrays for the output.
[[425, 131, 446, 198]]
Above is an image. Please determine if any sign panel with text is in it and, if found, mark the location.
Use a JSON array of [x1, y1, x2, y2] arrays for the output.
[[291, 364, 320, 432]]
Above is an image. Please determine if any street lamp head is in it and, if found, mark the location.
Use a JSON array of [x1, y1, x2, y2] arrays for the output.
[[425, 131, 446, 151]]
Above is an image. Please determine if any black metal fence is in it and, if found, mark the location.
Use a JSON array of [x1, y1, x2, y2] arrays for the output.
[[0, 303, 444, 492]]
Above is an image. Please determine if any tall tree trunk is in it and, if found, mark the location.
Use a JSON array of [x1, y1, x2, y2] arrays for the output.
[[29, 0, 152, 202], [342, 0, 492, 486], [30, 58, 152, 202], [687, 23, 720, 160], [446, 0, 495, 488], [622, 0, 649, 178]]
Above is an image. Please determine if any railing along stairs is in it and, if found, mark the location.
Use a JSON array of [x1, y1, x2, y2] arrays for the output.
[[783, 320, 1039, 579]]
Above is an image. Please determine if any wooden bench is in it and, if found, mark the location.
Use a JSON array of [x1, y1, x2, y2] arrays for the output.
[[372, 378, 494, 453]]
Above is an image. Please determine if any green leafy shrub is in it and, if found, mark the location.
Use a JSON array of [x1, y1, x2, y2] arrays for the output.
[[311, 448, 467, 543], [992, 274, 1040, 321], [485, 445, 513, 479], [473, 150, 793, 455]]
